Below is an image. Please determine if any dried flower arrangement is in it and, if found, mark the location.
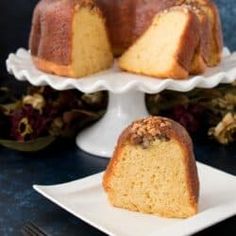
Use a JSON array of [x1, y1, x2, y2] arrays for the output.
[[0, 82, 235, 151], [0, 86, 107, 151], [147, 82, 236, 144]]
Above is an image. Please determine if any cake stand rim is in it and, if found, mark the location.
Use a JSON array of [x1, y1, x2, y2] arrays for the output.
[[6, 47, 236, 95]]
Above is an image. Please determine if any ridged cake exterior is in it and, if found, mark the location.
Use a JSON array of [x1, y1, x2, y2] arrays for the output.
[[96, 0, 185, 56], [192, 0, 223, 66]]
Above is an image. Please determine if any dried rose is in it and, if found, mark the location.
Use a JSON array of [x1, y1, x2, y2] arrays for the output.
[[169, 104, 205, 133], [17, 117, 33, 139], [10, 104, 56, 141], [209, 113, 236, 144]]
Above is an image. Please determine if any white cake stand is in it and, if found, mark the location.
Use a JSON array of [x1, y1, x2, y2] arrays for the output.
[[6, 48, 236, 158]]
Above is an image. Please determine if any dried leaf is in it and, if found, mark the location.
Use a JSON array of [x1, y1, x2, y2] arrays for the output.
[[0, 87, 16, 104], [209, 113, 236, 144], [0, 136, 56, 152], [0, 101, 22, 115]]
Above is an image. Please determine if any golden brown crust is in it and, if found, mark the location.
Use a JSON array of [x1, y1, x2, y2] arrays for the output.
[[29, 1, 42, 58], [29, 0, 103, 66], [207, 0, 223, 65], [189, 2, 211, 65], [30, 0, 222, 80], [168, 118, 199, 211], [173, 7, 201, 73], [183, 3, 208, 74], [32, 56, 74, 77], [103, 124, 131, 192], [189, 0, 223, 65], [29, 0, 74, 65], [103, 116, 199, 212]]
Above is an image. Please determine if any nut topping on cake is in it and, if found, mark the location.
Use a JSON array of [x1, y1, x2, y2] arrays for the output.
[[130, 116, 171, 148]]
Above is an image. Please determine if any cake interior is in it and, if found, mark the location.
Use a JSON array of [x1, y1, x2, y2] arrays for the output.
[[108, 139, 197, 218], [72, 7, 112, 77], [119, 10, 191, 79]]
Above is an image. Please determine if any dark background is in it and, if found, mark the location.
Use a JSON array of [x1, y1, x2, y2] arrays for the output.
[[0, 0, 236, 83]]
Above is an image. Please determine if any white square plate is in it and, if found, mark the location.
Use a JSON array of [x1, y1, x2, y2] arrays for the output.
[[34, 163, 236, 236]]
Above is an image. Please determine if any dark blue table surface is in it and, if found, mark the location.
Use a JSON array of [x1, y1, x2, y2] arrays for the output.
[[0, 138, 235, 236]]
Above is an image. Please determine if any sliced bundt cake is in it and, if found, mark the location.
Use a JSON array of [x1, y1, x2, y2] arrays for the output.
[[96, 0, 185, 56], [103, 116, 199, 218]]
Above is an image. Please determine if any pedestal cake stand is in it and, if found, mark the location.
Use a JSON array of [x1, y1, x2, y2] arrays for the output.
[[6, 48, 236, 158]]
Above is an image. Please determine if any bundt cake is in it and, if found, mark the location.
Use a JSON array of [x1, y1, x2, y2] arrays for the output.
[[103, 116, 199, 218], [29, 0, 223, 79], [29, 0, 113, 78], [118, 6, 201, 79]]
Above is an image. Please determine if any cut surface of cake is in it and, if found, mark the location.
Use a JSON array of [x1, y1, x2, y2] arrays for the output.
[[118, 7, 201, 79], [103, 116, 199, 218], [29, 0, 113, 78], [96, 0, 185, 56]]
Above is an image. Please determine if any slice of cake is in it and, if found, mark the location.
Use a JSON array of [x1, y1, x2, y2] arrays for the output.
[[103, 116, 199, 218], [29, 0, 113, 78], [118, 6, 201, 79]]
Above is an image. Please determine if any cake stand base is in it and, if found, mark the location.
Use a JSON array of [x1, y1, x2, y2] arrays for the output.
[[76, 91, 149, 158]]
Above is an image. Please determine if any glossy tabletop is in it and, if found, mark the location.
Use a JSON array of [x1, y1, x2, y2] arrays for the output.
[[0, 138, 235, 236]]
